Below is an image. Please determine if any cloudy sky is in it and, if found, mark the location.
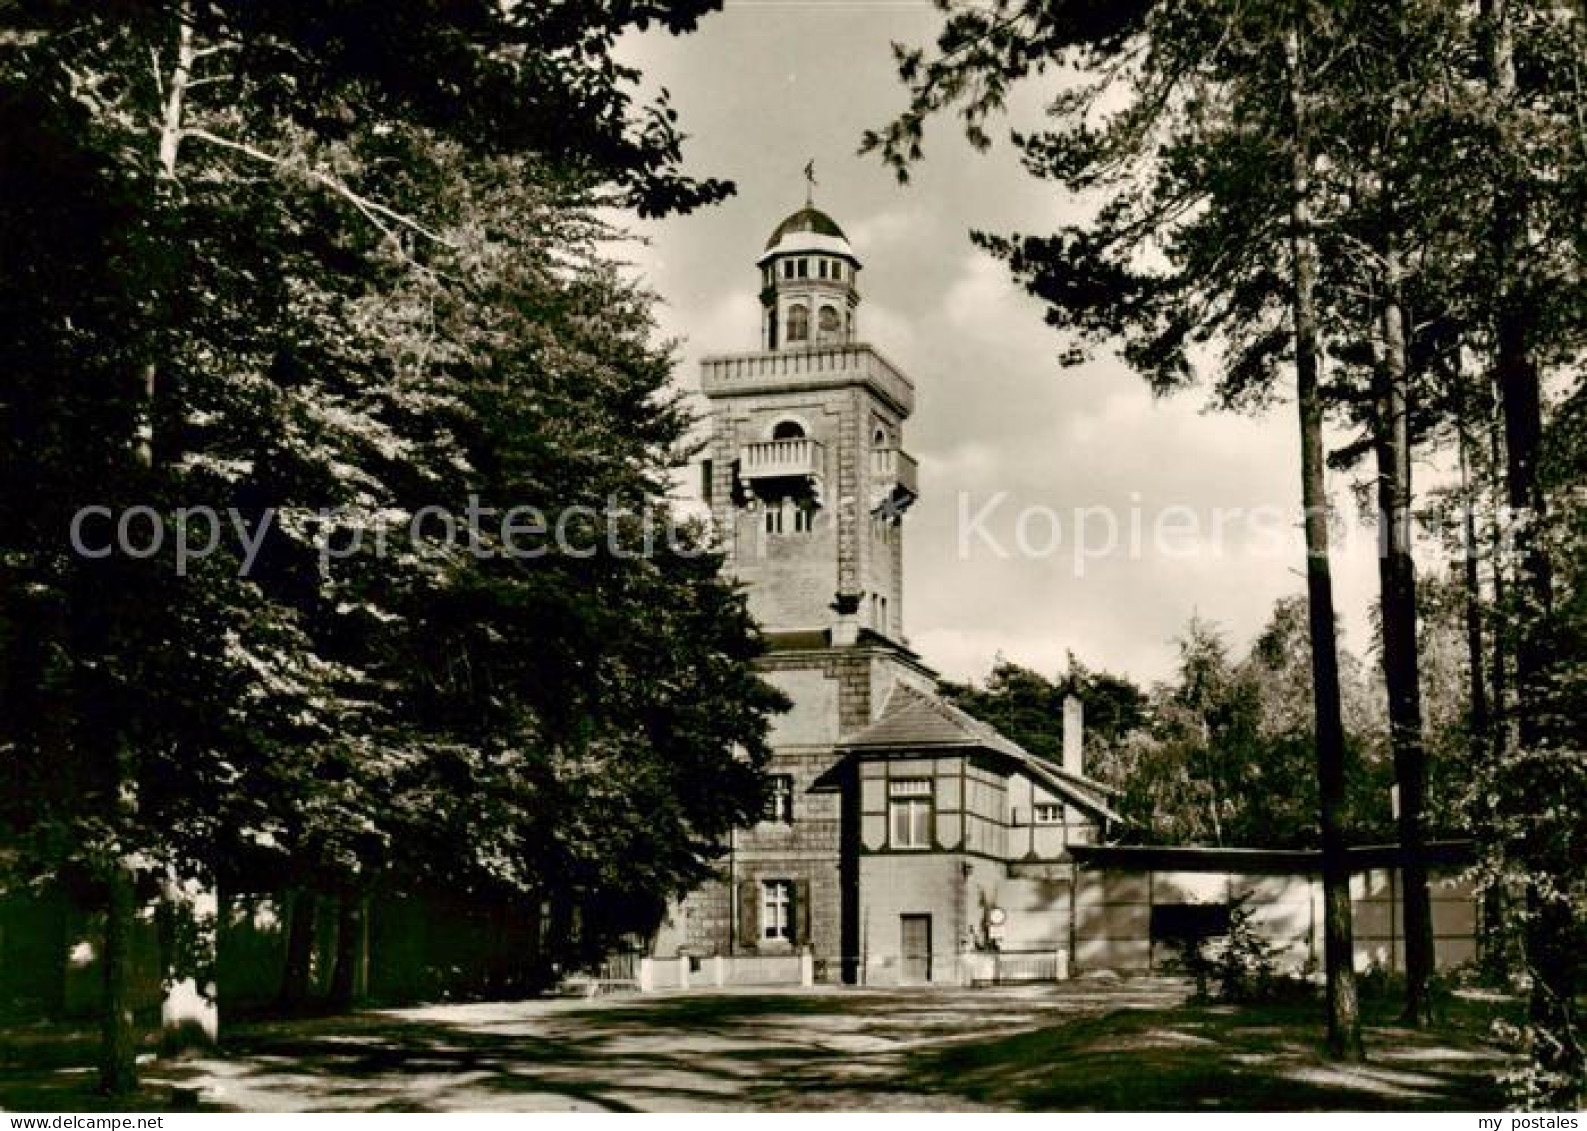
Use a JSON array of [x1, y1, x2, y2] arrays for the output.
[[619, 0, 1386, 687]]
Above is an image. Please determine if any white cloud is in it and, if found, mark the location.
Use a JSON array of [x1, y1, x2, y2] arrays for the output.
[[848, 206, 930, 252], [943, 251, 1022, 333]]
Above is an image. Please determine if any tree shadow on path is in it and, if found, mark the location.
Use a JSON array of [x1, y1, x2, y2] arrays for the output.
[[897, 996, 1514, 1111], [0, 982, 1513, 1112]]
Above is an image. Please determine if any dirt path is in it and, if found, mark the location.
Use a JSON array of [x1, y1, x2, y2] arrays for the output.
[[164, 983, 1180, 1112], [1, 980, 1511, 1112]]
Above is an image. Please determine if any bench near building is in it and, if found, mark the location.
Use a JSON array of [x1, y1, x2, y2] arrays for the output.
[[651, 201, 1478, 988]]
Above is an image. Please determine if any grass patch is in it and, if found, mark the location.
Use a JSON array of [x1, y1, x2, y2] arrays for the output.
[[905, 993, 1516, 1111]]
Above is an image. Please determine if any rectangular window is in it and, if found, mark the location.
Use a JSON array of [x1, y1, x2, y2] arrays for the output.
[[798, 257, 808, 278], [764, 507, 783, 534], [761, 879, 793, 941], [1033, 803, 1064, 825], [783, 260, 793, 279], [793, 506, 814, 533], [1150, 903, 1232, 944], [889, 778, 933, 849], [765, 774, 794, 823]]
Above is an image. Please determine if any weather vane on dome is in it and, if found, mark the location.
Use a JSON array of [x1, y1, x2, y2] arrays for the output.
[[803, 158, 817, 207]]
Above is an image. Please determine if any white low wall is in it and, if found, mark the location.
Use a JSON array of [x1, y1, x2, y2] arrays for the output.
[[960, 948, 1070, 986], [640, 951, 814, 992], [722, 954, 804, 986]]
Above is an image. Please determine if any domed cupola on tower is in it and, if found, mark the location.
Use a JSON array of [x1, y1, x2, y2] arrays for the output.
[[757, 206, 861, 351]]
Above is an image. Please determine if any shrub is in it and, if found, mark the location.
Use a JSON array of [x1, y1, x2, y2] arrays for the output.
[[1166, 898, 1304, 1004]]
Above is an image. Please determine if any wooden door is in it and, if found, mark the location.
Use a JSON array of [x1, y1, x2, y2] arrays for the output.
[[900, 914, 932, 984]]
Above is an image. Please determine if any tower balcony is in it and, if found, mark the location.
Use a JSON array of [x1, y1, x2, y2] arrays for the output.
[[701, 343, 915, 417], [870, 447, 919, 515], [739, 438, 826, 503]]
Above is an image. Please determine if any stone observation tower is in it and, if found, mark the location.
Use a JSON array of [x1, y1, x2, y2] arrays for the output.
[[701, 204, 918, 644], [662, 197, 1119, 986]]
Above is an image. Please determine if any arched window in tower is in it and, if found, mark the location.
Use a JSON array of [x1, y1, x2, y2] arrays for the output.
[[787, 304, 809, 343], [872, 426, 887, 448], [817, 305, 840, 343], [771, 419, 806, 441]]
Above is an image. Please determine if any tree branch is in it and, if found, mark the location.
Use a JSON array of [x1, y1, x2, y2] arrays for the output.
[[182, 127, 457, 253]]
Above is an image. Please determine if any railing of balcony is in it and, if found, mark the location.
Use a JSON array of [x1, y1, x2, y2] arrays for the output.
[[701, 344, 915, 413], [740, 438, 824, 478], [870, 447, 919, 499]]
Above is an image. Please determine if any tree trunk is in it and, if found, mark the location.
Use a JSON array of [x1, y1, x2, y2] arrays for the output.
[[1485, 389, 1512, 754], [94, 9, 197, 1091], [1455, 412, 1491, 749], [138, 2, 194, 464], [1456, 411, 1508, 974], [1287, 19, 1362, 1062], [1495, 324, 1552, 725], [524, 898, 548, 993], [327, 891, 369, 1011], [1481, 393, 1528, 980], [1372, 252, 1434, 1026], [1482, 0, 1578, 1089], [1482, 2, 1557, 737], [280, 890, 318, 1012], [99, 864, 139, 1096], [1206, 753, 1225, 848]]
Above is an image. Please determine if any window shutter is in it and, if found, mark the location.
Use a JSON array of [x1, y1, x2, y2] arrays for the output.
[[794, 878, 812, 946], [739, 879, 759, 950]]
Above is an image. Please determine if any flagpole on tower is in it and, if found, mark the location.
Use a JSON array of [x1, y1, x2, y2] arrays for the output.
[[803, 158, 816, 208]]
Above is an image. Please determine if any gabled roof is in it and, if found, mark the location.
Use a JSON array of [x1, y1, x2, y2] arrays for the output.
[[839, 684, 1125, 824], [842, 682, 1022, 755]]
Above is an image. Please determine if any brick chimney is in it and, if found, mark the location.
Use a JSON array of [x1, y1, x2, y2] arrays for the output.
[[1062, 694, 1084, 777]]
